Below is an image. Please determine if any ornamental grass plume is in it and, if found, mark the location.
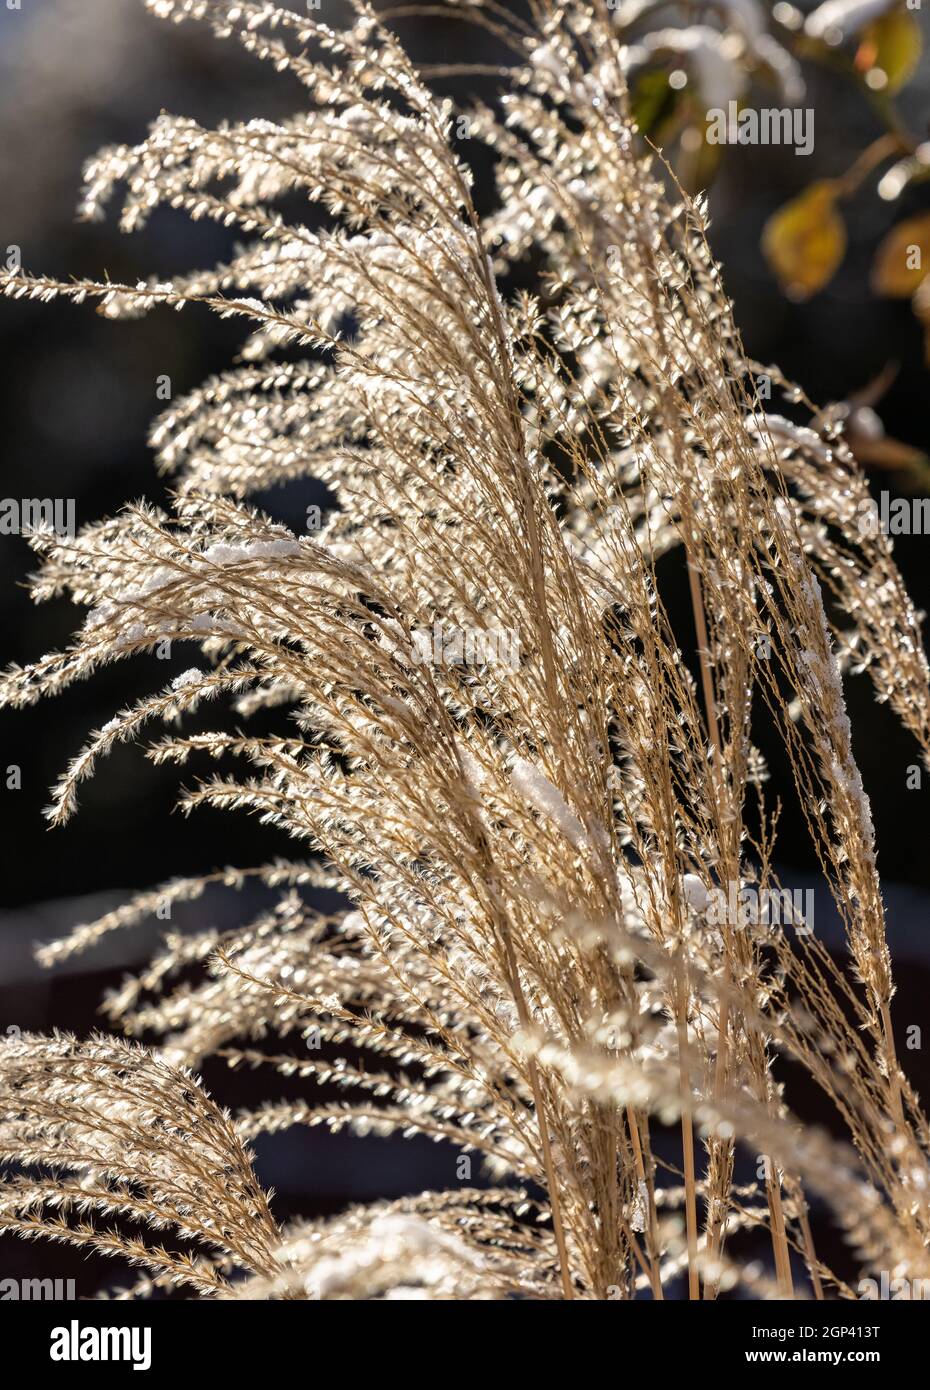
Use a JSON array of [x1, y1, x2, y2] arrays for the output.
[[2, 0, 930, 1301]]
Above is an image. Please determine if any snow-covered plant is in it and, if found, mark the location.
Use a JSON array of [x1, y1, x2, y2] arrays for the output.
[[2, 0, 930, 1301]]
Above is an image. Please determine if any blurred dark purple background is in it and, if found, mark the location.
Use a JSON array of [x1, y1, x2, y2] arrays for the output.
[[1, 0, 929, 1297]]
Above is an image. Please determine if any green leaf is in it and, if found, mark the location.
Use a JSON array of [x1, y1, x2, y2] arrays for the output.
[[629, 69, 677, 139]]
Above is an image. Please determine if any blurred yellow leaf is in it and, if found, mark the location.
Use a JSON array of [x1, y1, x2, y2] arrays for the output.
[[872, 212, 930, 297], [762, 181, 847, 301], [856, 10, 922, 94]]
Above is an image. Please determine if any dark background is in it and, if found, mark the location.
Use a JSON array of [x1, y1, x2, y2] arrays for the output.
[[1, 0, 929, 1297]]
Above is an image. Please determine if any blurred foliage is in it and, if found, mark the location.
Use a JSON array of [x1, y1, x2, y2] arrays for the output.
[[623, 8, 924, 280], [619, 0, 930, 481]]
